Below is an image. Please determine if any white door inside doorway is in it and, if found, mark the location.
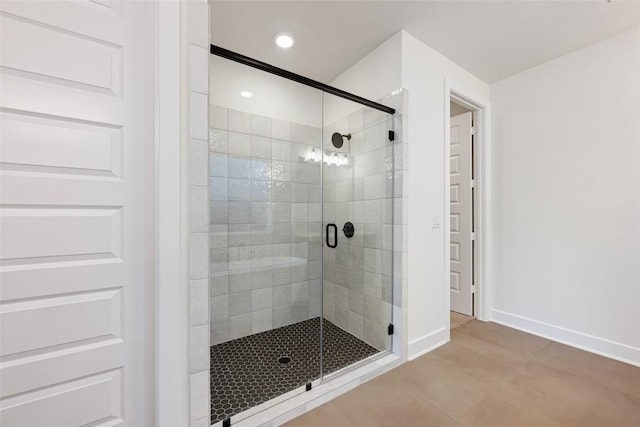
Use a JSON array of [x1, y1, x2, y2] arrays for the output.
[[450, 112, 474, 316]]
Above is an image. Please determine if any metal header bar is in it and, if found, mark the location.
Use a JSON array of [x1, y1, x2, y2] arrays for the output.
[[210, 44, 396, 115]]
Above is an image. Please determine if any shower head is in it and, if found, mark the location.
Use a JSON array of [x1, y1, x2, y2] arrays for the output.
[[331, 132, 351, 149]]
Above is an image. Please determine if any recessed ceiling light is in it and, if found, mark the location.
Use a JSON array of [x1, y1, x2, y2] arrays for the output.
[[240, 91, 253, 98], [274, 33, 295, 49]]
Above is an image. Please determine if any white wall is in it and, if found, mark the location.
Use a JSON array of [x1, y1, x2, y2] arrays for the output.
[[400, 32, 490, 358], [331, 31, 491, 359], [490, 27, 640, 365], [331, 32, 402, 103]]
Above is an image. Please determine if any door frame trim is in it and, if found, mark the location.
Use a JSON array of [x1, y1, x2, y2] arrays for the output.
[[444, 80, 493, 333]]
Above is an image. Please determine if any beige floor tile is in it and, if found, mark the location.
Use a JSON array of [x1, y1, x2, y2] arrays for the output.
[[282, 403, 338, 427], [458, 396, 551, 427], [485, 360, 640, 427], [451, 311, 474, 330], [534, 341, 640, 400], [340, 380, 456, 427], [284, 321, 640, 427], [430, 340, 527, 385], [455, 321, 550, 359], [286, 379, 456, 427], [389, 353, 494, 420]]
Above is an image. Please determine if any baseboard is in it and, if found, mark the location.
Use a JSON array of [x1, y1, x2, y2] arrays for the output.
[[407, 327, 448, 361], [490, 309, 640, 367]]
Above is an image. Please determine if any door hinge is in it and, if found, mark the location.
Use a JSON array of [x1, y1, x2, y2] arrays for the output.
[[471, 126, 476, 135], [471, 232, 476, 241], [471, 285, 477, 294], [471, 179, 476, 188], [388, 323, 394, 335], [388, 130, 395, 141]]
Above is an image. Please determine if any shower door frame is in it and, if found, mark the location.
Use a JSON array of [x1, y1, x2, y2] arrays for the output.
[[208, 44, 399, 391], [210, 45, 395, 115]]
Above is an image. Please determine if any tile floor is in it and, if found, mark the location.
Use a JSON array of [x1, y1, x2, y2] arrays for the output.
[[450, 311, 474, 330], [284, 320, 640, 427], [210, 318, 379, 423]]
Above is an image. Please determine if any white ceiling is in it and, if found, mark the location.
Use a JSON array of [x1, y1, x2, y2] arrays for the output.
[[211, 1, 640, 84]]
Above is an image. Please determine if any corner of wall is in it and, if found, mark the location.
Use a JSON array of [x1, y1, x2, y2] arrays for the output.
[[329, 32, 402, 102], [398, 29, 491, 360]]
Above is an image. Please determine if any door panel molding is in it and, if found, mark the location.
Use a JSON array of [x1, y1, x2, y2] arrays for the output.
[[449, 112, 473, 316], [0, 1, 153, 425]]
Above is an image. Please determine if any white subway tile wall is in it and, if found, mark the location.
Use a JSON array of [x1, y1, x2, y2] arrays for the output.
[[209, 105, 323, 344], [208, 91, 407, 363], [322, 105, 397, 351], [188, 1, 210, 425]]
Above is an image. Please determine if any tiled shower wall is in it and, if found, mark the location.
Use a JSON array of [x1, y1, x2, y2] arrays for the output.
[[322, 108, 396, 351], [186, 1, 210, 426], [208, 105, 323, 345]]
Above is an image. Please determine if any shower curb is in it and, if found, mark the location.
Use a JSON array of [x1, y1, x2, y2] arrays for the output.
[[213, 353, 401, 427]]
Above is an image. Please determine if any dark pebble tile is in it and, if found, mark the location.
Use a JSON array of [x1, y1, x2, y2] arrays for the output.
[[210, 317, 379, 423]]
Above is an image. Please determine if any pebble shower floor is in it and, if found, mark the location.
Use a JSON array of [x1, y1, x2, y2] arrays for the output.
[[210, 318, 379, 423]]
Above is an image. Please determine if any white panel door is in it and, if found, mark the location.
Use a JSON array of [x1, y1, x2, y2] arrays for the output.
[[0, 1, 151, 425], [450, 112, 473, 316]]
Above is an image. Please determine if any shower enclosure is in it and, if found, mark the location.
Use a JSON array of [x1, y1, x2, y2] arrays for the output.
[[208, 48, 396, 424]]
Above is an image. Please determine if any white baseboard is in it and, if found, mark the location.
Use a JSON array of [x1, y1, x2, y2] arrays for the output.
[[490, 309, 640, 367], [407, 327, 448, 361]]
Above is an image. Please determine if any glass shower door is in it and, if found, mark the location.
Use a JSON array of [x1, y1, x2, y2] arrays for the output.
[[208, 54, 323, 424], [207, 50, 396, 424], [320, 93, 394, 376]]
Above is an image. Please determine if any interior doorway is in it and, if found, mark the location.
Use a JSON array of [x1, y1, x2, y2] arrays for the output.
[[449, 98, 478, 329]]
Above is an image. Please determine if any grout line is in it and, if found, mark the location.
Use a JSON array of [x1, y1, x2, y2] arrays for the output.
[[396, 383, 458, 424]]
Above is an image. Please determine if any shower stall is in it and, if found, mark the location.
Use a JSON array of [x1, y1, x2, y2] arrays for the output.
[[208, 47, 397, 424]]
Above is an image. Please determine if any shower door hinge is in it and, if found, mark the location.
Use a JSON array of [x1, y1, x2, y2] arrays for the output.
[[388, 323, 394, 335], [388, 130, 395, 141]]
